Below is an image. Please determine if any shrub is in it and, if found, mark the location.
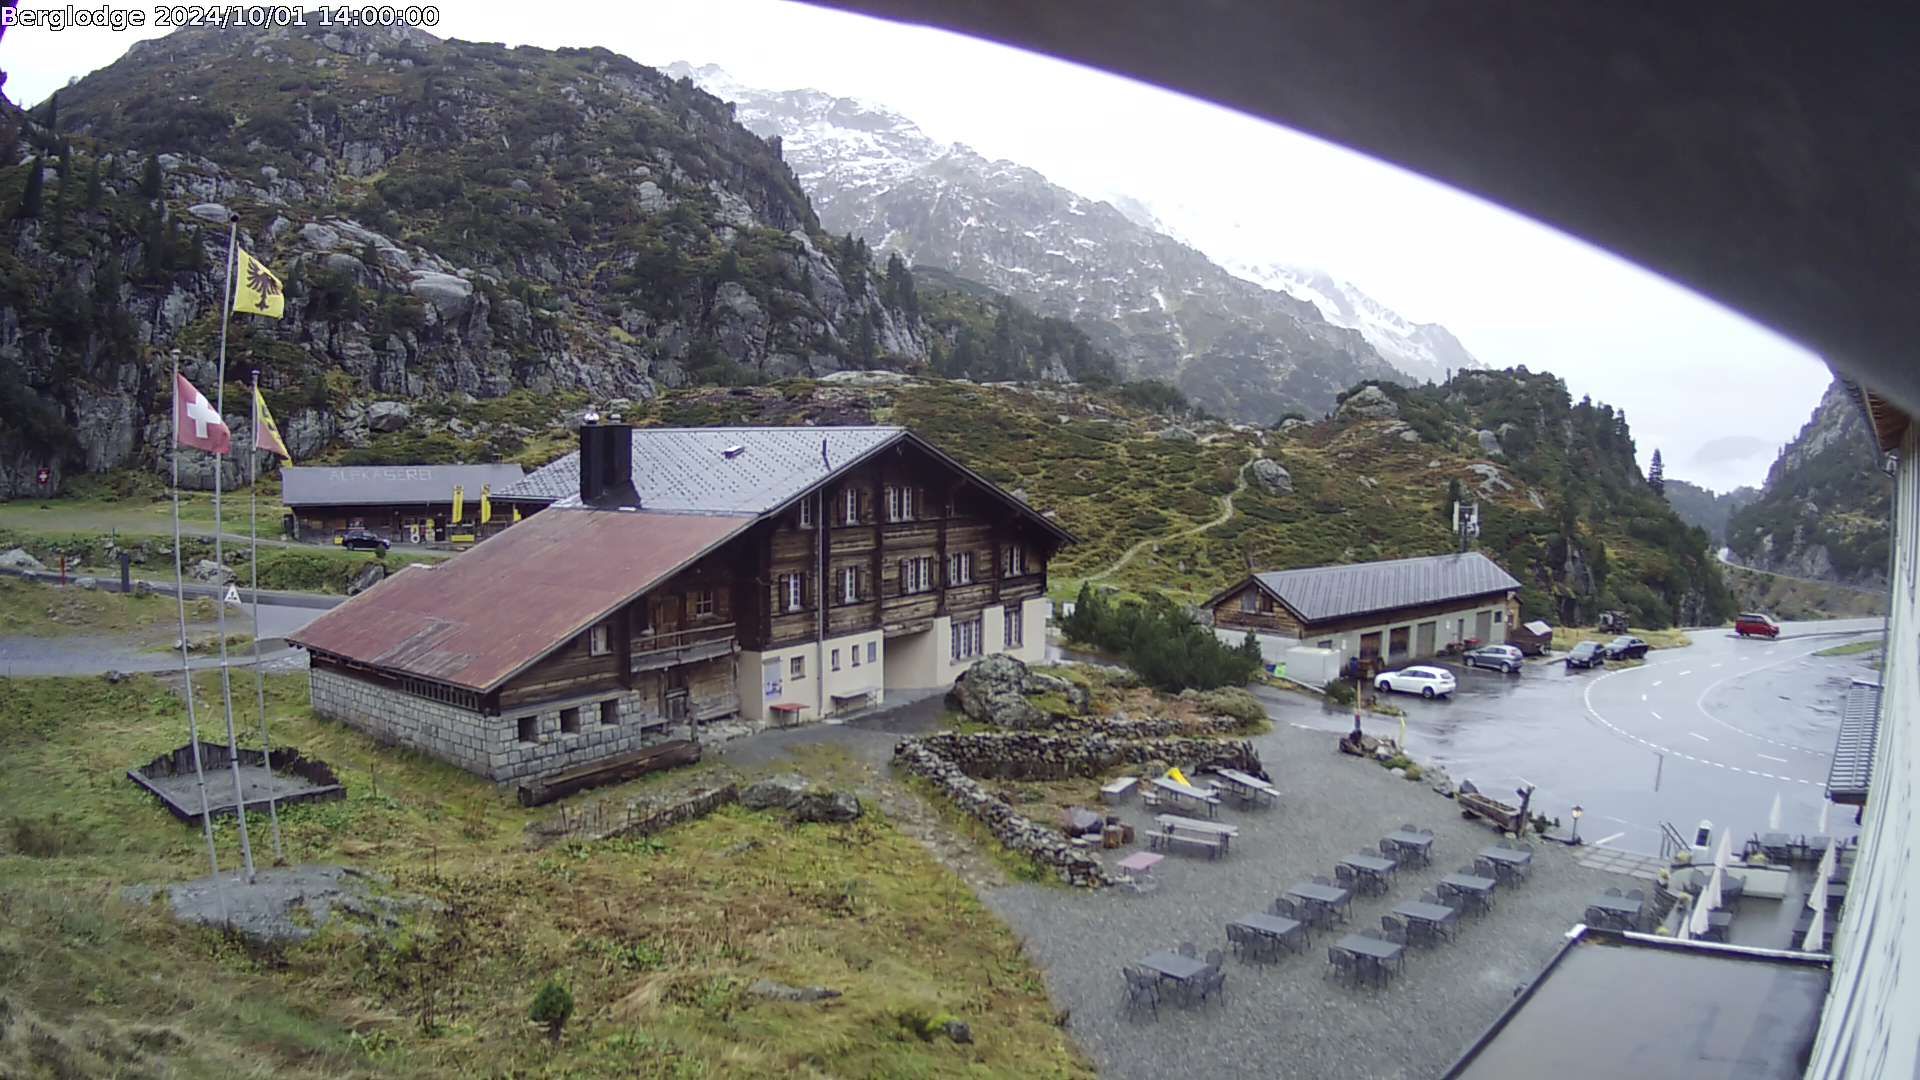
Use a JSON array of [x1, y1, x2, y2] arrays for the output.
[[1324, 680, 1357, 706], [1060, 582, 1260, 692], [528, 979, 573, 1043]]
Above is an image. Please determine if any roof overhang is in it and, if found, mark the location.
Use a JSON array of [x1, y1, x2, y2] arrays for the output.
[[1444, 927, 1829, 1079], [1845, 380, 1911, 457]]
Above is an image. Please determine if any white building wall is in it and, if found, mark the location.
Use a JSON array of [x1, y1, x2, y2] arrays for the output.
[[1808, 425, 1916, 1080]]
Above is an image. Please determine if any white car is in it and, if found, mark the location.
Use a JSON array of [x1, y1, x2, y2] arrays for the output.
[[1374, 665, 1458, 699]]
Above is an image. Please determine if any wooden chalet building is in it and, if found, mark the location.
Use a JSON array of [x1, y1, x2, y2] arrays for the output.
[[1207, 552, 1521, 667], [289, 419, 1072, 782], [280, 463, 529, 544]]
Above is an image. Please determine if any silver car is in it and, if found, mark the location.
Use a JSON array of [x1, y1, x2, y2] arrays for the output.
[[1462, 644, 1525, 674]]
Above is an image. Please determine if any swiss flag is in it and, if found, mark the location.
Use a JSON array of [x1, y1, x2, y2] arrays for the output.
[[175, 373, 231, 455]]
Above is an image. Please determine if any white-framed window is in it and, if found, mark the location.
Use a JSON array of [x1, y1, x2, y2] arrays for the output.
[[790, 655, 806, 679], [588, 623, 612, 656], [1005, 606, 1023, 649], [851, 644, 862, 667], [951, 615, 984, 662], [1003, 545, 1029, 576], [843, 488, 860, 525], [900, 556, 933, 594], [798, 498, 814, 528], [831, 648, 841, 671], [886, 484, 916, 522], [867, 641, 877, 664], [781, 572, 806, 613], [692, 589, 714, 617], [947, 551, 973, 586], [840, 567, 861, 603], [1240, 590, 1259, 613], [1493, 609, 1504, 623]]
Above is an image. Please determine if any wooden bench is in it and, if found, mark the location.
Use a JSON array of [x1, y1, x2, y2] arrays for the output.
[[1100, 777, 1139, 803]]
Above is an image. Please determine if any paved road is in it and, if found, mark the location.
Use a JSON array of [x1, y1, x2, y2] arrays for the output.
[[1255, 618, 1883, 855], [0, 599, 323, 677]]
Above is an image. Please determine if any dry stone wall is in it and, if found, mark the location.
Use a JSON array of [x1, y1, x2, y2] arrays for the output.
[[894, 739, 1113, 888]]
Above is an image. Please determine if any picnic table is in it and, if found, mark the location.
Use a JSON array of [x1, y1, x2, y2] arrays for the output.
[[1149, 814, 1239, 859], [1116, 851, 1164, 874], [1393, 900, 1460, 944], [1440, 872, 1498, 916], [1285, 881, 1354, 927], [1147, 777, 1222, 818], [1214, 768, 1279, 806], [1230, 912, 1309, 958], [1384, 830, 1436, 867], [1139, 950, 1209, 982], [1339, 853, 1398, 894]]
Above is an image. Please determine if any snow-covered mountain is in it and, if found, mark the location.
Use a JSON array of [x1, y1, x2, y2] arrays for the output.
[[670, 62, 1412, 421], [1229, 263, 1482, 385]]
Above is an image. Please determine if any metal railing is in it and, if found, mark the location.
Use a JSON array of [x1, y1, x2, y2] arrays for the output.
[[1657, 820, 1690, 862]]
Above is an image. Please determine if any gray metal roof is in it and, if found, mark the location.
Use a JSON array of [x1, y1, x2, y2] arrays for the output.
[[281, 464, 527, 508], [1248, 552, 1521, 624], [498, 426, 907, 514], [1826, 677, 1881, 804]]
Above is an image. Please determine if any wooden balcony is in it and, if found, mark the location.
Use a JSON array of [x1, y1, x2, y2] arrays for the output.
[[630, 622, 738, 673]]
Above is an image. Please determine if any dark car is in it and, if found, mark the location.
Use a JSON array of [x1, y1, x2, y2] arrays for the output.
[[340, 529, 391, 552], [1565, 641, 1606, 669], [1463, 644, 1526, 673], [1603, 635, 1650, 660]]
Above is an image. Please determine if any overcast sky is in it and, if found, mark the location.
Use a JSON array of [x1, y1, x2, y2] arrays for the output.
[[3, 0, 1831, 491]]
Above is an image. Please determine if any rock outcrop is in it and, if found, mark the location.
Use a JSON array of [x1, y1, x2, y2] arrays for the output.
[[1336, 384, 1400, 421], [947, 654, 1090, 730], [1250, 457, 1293, 494]]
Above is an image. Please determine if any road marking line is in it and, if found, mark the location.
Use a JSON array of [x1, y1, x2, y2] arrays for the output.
[[1651, 711, 1664, 721], [1679, 670, 1693, 676], [1711, 663, 1723, 669], [1688, 732, 1710, 742], [1758, 753, 1788, 763], [1594, 832, 1626, 847], [1641, 693, 1648, 702], [1653, 680, 1663, 687]]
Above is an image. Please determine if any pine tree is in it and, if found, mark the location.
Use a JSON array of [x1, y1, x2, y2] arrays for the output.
[[13, 157, 44, 220], [717, 247, 739, 282], [41, 91, 57, 136], [886, 252, 917, 316], [1648, 449, 1666, 496], [140, 154, 162, 200], [84, 156, 104, 209]]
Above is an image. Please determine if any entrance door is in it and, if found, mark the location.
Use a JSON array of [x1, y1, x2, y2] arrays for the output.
[[662, 666, 690, 722], [1388, 626, 1411, 659], [1359, 631, 1382, 659], [1416, 621, 1437, 656], [1474, 610, 1494, 643]]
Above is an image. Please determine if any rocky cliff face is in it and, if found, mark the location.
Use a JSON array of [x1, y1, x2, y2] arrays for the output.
[[672, 63, 1407, 422], [1662, 478, 1758, 546], [1, 25, 940, 497], [1226, 263, 1482, 386], [1725, 379, 1891, 587]]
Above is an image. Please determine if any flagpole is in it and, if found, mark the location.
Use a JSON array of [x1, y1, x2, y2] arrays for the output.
[[249, 368, 283, 861], [213, 212, 257, 883], [171, 348, 227, 921]]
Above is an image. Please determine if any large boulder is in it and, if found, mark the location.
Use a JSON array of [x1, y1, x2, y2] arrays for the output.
[[1155, 425, 1198, 442], [1476, 429, 1504, 458], [792, 790, 863, 823], [0, 548, 46, 572], [1337, 385, 1400, 421], [741, 774, 862, 823], [366, 401, 412, 433], [346, 561, 387, 596], [190, 559, 234, 584], [948, 654, 1047, 728], [1249, 458, 1293, 494]]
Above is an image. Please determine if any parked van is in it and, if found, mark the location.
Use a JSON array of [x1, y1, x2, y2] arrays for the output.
[[1734, 612, 1781, 638]]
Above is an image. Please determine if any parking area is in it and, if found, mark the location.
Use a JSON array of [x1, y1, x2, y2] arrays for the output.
[[1254, 619, 1881, 853]]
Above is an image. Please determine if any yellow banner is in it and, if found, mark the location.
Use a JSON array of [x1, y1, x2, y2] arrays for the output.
[[1167, 766, 1190, 787], [480, 484, 492, 524], [232, 246, 285, 318], [252, 388, 291, 461], [451, 484, 464, 524]]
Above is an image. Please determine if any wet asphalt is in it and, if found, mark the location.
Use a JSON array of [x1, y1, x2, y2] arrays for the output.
[[0, 600, 324, 676], [1246, 619, 1883, 855]]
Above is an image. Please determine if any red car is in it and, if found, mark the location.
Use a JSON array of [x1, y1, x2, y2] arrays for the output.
[[1734, 612, 1780, 638]]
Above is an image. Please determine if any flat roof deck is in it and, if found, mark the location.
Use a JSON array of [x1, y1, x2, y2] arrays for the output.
[[1446, 932, 1829, 1079]]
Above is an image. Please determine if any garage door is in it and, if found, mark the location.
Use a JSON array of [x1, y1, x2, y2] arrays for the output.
[[1388, 625, 1410, 658], [1416, 621, 1436, 656], [1475, 610, 1494, 643]]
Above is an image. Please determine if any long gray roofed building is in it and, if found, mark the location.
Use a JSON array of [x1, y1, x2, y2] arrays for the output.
[[1249, 552, 1522, 623]]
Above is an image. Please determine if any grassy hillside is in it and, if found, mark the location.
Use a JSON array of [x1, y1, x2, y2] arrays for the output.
[[0, 672, 1089, 1078]]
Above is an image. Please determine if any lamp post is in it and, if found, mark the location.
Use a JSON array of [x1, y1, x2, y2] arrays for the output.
[[1571, 804, 1585, 846]]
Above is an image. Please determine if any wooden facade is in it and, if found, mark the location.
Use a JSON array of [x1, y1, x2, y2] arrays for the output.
[[1212, 580, 1513, 648], [1212, 582, 1307, 637]]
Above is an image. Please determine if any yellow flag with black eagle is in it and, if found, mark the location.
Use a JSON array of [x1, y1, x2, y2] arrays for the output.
[[232, 246, 285, 318], [253, 388, 292, 462]]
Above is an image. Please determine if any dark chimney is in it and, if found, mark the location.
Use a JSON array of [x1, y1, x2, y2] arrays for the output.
[[578, 412, 637, 507]]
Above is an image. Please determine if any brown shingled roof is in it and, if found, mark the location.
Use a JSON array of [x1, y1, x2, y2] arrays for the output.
[[288, 508, 751, 692]]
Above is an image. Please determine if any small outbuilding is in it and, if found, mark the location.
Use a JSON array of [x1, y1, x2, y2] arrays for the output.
[[1208, 551, 1522, 667], [280, 463, 528, 545]]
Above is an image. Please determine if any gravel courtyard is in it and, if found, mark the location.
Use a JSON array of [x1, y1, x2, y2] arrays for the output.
[[981, 719, 1644, 1080]]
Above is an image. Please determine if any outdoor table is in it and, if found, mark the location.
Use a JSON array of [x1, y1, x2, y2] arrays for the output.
[[1759, 831, 1795, 860], [1139, 950, 1209, 995], [1156, 814, 1238, 849], [1385, 830, 1435, 866], [1440, 873, 1498, 916], [1116, 851, 1164, 874], [1587, 893, 1642, 929], [1802, 833, 1834, 860], [1149, 777, 1222, 818], [1687, 868, 1746, 906], [1231, 912, 1308, 957], [1793, 910, 1835, 949], [1392, 900, 1459, 943], [1285, 881, 1354, 927], [1334, 932, 1405, 985], [1478, 846, 1533, 884], [1215, 768, 1279, 806], [1703, 910, 1733, 942], [1339, 853, 1399, 894]]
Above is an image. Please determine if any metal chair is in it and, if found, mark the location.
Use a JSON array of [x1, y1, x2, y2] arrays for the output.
[[1313, 874, 1333, 886], [1474, 856, 1499, 879], [1198, 963, 1227, 1006], [1327, 946, 1357, 986], [1336, 864, 1359, 893], [1420, 889, 1443, 905], [1225, 923, 1247, 959], [1205, 948, 1225, 970], [1382, 915, 1411, 951], [1380, 838, 1404, 865], [1122, 967, 1160, 1019], [1177, 941, 1197, 958], [1271, 895, 1300, 919], [1402, 822, 1420, 833]]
